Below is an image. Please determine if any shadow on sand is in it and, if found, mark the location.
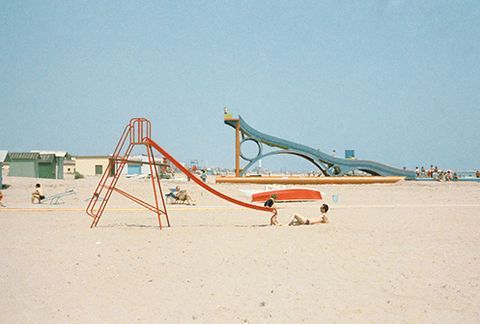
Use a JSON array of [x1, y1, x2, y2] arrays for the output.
[[95, 223, 271, 229]]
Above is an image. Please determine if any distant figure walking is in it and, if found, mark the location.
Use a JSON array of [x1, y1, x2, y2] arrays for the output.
[[31, 183, 45, 204], [200, 170, 207, 183], [289, 204, 329, 226]]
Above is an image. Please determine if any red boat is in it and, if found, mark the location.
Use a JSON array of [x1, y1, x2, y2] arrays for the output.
[[251, 188, 323, 203]]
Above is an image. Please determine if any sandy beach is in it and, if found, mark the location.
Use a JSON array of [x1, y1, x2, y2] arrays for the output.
[[1, 175, 479, 323]]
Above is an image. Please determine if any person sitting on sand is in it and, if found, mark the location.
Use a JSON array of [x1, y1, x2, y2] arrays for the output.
[[0, 190, 5, 207], [288, 204, 329, 226], [165, 188, 176, 203], [31, 183, 45, 204], [174, 186, 196, 205]]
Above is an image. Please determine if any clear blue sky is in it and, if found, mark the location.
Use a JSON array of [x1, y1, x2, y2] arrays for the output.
[[1, 1, 479, 171]]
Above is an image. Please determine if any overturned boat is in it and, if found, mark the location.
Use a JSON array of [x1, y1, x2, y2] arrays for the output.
[[251, 188, 323, 203]]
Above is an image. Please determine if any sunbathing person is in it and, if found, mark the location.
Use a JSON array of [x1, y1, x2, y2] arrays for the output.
[[174, 186, 196, 205], [288, 204, 329, 226]]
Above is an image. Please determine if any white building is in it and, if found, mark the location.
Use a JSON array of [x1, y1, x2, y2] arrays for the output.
[[75, 156, 114, 176], [74, 155, 171, 177]]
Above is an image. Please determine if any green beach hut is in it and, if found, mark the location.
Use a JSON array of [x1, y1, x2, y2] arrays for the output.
[[32, 151, 70, 179], [8, 152, 49, 178], [7, 151, 69, 179]]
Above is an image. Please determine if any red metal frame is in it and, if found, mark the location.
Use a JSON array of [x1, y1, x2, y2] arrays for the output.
[[86, 118, 277, 230], [86, 118, 169, 229]]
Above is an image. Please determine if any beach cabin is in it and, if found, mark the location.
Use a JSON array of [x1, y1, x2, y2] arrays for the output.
[[63, 159, 75, 175], [0, 151, 8, 188], [127, 155, 169, 176], [7, 152, 66, 179], [75, 156, 115, 176], [31, 151, 70, 179], [127, 158, 142, 175], [75, 155, 172, 177]]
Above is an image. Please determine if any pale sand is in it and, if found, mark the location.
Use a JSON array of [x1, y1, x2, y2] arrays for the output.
[[0, 175, 479, 323]]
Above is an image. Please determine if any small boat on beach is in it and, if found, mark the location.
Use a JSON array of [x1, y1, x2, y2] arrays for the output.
[[251, 188, 323, 203]]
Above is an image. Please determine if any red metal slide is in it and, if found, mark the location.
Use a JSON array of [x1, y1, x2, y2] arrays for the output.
[[144, 138, 277, 221]]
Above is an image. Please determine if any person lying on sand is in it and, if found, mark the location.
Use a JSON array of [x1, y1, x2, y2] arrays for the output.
[[288, 204, 329, 226]]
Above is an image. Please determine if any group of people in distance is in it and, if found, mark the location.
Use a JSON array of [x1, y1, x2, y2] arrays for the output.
[[417, 165, 480, 181], [416, 165, 458, 181], [264, 194, 329, 226]]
